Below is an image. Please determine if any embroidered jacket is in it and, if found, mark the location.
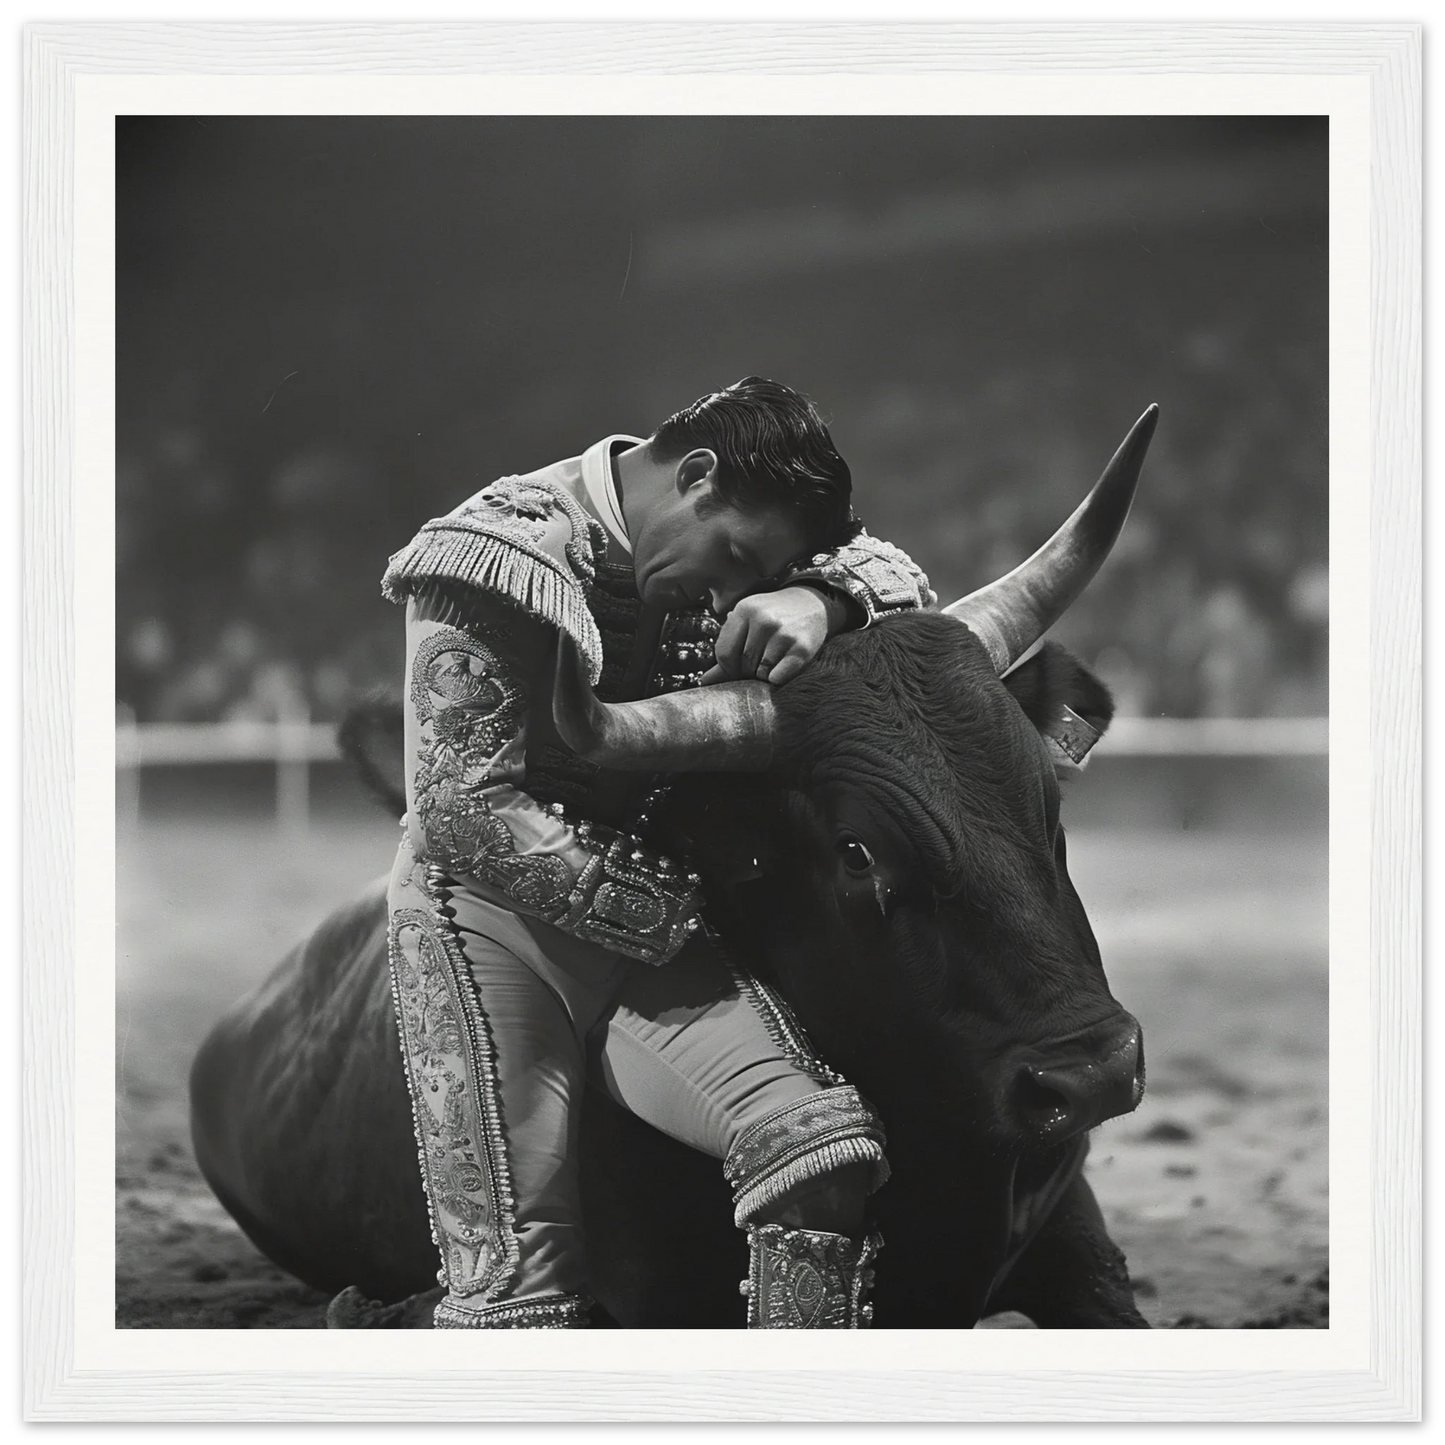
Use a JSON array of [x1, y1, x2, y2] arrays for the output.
[[382, 438, 933, 965]]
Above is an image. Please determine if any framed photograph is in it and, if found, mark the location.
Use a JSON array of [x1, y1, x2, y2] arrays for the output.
[[23, 21, 1419, 1422]]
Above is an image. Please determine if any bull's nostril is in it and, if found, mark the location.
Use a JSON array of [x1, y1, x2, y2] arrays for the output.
[[1006, 1019, 1146, 1141], [1016, 1068, 1075, 1131]]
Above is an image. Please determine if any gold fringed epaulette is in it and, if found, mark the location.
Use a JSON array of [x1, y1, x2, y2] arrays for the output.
[[382, 475, 608, 684]]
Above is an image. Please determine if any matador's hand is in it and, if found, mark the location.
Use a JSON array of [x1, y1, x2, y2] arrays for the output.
[[700, 585, 848, 687]]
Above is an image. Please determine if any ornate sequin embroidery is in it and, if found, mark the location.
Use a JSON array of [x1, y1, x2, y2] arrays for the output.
[[387, 848, 519, 1301], [723, 1085, 889, 1225], [434, 1292, 595, 1329], [409, 621, 703, 963], [781, 531, 936, 624], [649, 609, 721, 694], [410, 624, 575, 912], [457, 477, 561, 542], [742, 1225, 881, 1328]]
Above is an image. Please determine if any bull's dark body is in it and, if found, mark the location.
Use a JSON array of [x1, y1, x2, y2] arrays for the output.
[[191, 616, 1148, 1327]]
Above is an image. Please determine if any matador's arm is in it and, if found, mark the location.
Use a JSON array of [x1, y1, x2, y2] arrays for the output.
[[700, 526, 939, 686], [403, 582, 702, 965]]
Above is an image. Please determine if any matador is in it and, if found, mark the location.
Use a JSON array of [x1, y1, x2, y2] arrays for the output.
[[380, 378, 935, 1328]]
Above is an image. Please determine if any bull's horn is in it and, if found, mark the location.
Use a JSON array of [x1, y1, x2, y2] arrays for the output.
[[552, 637, 777, 772], [944, 404, 1158, 674]]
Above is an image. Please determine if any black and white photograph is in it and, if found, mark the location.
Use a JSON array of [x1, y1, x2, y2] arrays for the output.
[[16, 16, 1425, 1423], [111, 108, 1335, 1336]]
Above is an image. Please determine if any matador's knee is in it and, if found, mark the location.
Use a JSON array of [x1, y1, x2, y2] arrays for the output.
[[723, 1086, 888, 1329]]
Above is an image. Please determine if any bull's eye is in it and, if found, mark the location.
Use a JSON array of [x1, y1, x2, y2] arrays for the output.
[[837, 836, 875, 875]]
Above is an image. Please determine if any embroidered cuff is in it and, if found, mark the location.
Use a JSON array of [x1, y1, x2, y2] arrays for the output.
[[781, 533, 936, 628], [725, 1086, 890, 1226], [547, 806, 704, 966], [434, 1292, 595, 1329]]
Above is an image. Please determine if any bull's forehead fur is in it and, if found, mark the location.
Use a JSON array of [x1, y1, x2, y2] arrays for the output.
[[774, 612, 1060, 896]]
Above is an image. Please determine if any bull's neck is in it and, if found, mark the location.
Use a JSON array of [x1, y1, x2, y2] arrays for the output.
[[825, 1026, 993, 1174]]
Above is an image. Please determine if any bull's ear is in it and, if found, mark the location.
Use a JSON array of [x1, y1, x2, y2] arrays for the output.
[[337, 695, 408, 816], [1002, 643, 1115, 769]]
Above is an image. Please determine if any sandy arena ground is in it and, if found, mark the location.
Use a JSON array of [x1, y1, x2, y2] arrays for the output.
[[115, 782, 1328, 1330]]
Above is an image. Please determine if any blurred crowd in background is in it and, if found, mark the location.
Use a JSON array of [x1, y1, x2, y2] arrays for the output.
[[117, 115, 1327, 725]]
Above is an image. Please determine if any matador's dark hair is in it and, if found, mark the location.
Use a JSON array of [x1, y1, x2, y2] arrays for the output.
[[650, 377, 859, 551]]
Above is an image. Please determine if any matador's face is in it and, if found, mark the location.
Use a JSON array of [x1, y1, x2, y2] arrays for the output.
[[629, 485, 812, 618]]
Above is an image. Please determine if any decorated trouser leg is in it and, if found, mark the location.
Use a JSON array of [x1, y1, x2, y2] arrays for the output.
[[388, 840, 886, 1329], [389, 844, 623, 1328], [595, 958, 887, 1328]]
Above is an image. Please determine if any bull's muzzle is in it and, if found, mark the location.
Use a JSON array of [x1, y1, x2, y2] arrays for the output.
[[1010, 1015, 1145, 1141]]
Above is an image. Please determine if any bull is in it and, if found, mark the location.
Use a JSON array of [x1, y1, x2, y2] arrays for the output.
[[190, 408, 1159, 1328]]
